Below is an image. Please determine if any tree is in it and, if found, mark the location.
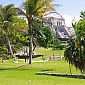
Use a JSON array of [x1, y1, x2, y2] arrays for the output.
[[32, 20, 54, 50], [12, 16, 28, 32], [0, 4, 16, 60], [16, 0, 54, 64], [0, 30, 8, 62], [11, 16, 29, 54], [0, 14, 29, 62], [64, 18, 85, 73], [51, 38, 63, 50]]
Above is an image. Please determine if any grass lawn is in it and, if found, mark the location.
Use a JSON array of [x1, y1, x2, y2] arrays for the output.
[[34, 47, 64, 60], [0, 59, 84, 85]]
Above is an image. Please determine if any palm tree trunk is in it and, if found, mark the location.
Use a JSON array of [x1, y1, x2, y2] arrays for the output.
[[28, 18, 33, 64], [6, 34, 15, 61], [69, 62, 72, 75], [29, 28, 33, 64]]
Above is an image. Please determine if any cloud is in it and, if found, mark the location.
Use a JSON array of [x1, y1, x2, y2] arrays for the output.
[[62, 15, 80, 27]]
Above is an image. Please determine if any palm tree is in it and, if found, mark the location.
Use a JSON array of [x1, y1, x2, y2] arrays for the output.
[[16, 0, 54, 64], [64, 18, 85, 73], [0, 4, 16, 60]]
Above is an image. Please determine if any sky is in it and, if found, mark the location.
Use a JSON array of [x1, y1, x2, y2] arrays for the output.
[[0, 0, 85, 26], [0, 0, 25, 7], [54, 0, 85, 17], [53, 0, 85, 26]]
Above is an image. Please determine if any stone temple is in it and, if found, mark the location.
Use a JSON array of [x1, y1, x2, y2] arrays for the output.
[[43, 13, 75, 41]]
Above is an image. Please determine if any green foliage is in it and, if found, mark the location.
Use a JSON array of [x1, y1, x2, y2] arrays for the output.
[[51, 38, 64, 50], [12, 16, 28, 32], [33, 20, 54, 48], [0, 46, 7, 57], [8, 29, 29, 52], [23, 0, 53, 18], [16, 0, 54, 64], [0, 4, 18, 59], [0, 4, 29, 58], [64, 18, 85, 73]]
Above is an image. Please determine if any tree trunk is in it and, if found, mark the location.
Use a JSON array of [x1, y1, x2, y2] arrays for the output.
[[33, 45, 36, 52], [6, 34, 15, 61], [29, 28, 33, 64], [2, 57, 3, 63], [28, 18, 33, 64], [69, 62, 72, 75]]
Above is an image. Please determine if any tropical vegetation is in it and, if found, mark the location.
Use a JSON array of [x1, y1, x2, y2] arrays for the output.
[[0, 0, 61, 64], [64, 12, 85, 73], [1, 0, 85, 80], [15, 0, 55, 64]]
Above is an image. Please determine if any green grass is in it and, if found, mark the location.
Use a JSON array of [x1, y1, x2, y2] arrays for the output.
[[0, 59, 85, 85], [0, 48, 84, 85], [34, 47, 64, 59]]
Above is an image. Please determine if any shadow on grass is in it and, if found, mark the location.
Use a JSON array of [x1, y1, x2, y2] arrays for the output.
[[0, 64, 30, 71], [40, 69, 54, 72], [36, 72, 85, 79]]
